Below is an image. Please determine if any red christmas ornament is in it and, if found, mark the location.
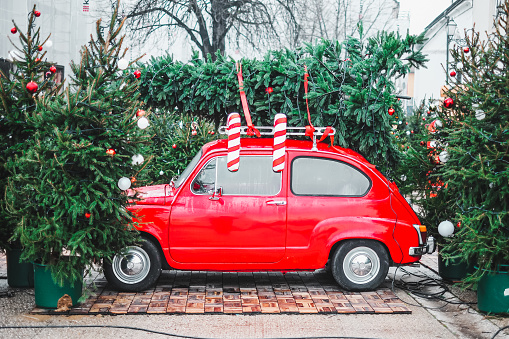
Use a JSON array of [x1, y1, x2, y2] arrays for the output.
[[11, 27, 17, 34], [422, 117, 426, 121], [191, 130, 197, 136], [444, 97, 454, 108], [456, 221, 461, 228], [172, 144, 177, 149], [427, 111, 431, 115], [106, 148, 116, 156], [85, 212, 91, 219], [34, 10, 41, 17], [265, 87, 273, 94], [411, 130, 414, 134], [136, 109, 145, 117], [209, 131, 215, 135], [26, 81, 38, 93], [420, 141, 425, 146], [50, 65, 57, 73], [35, 58, 41, 62], [37, 45, 42, 51], [134, 70, 141, 79], [405, 122, 408, 125], [388, 108, 395, 116], [464, 47, 470, 53], [450, 71, 456, 77]]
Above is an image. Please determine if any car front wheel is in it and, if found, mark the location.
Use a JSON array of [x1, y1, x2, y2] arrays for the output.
[[331, 239, 389, 291], [104, 238, 162, 292]]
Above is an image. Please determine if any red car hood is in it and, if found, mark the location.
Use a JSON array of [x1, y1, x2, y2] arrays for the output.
[[129, 184, 171, 205]]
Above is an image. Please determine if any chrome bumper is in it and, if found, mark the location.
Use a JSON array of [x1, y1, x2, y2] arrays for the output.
[[409, 235, 436, 256]]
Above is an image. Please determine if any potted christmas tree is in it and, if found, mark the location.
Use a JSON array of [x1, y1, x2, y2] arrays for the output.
[[436, 0, 509, 313], [6, 1, 150, 308], [0, 6, 62, 288]]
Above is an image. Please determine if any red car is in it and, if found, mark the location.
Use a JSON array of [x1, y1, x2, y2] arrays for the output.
[[104, 137, 434, 292]]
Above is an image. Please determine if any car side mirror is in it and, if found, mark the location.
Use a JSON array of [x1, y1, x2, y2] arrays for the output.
[[209, 187, 223, 201]]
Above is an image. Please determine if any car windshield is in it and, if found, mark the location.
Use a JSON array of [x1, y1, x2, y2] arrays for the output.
[[174, 149, 203, 188]]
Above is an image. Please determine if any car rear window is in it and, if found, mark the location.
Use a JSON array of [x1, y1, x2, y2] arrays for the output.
[[291, 157, 371, 196]]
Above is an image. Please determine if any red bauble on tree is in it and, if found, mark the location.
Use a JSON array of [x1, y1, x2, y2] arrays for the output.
[[35, 58, 41, 63], [26, 81, 38, 93], [136, 109, 145, 117], [85, 213, 91, 219], [388, 107, 395, 116], [420, 141, 425, 146], [106, 148, 116, 156], [464, 47, 470, 53], [37, 45, 42, 51], [50, 65, 57, 73], [265, 87, 273, 94], [133, 70, 141, 79], [11, 27, 17, 34], [172, 144, 177, 149], [34, 10, 41, 17], [444, 97, 454, 108], [450, 71, 456, 77]]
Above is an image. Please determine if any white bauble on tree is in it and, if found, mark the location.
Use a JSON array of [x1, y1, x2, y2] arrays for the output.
[[132, 154, 144, 165], [439, 151, 450, 163], [438, 220, 455, 237], [118, 177, 132, 190], [137, 117, 149, 129], [118, 58, 129, 70]]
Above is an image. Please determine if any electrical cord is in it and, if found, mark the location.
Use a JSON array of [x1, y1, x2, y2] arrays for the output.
[[0, 325, 379, 339], [492, 325, 509, 339]]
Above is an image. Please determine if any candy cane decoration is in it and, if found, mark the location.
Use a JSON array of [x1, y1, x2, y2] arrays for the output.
[[273, 113, 287, 172], [227, 112, 241, 172]]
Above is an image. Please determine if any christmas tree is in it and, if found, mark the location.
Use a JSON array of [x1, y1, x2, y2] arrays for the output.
[[6, 1, 150, 284], [435, 1, 509, 283], [0, 6, 61, 250]]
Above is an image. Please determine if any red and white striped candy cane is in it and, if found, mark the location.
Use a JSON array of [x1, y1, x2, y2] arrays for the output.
[[227, 112, 241, 172], [273, 113, 287, 172]]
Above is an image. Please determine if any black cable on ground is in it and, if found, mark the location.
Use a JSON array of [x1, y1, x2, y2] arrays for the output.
[[390, 264, 476, 309], [0, 325, 379, 339], [492, 325, 509, 339]]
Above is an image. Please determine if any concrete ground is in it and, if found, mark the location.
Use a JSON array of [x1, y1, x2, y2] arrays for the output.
[[0, 253, 508, 339]]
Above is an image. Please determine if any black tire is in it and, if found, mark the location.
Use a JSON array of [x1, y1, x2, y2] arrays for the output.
[[104, 238, 162, 292], [331, 239, 389, 291]]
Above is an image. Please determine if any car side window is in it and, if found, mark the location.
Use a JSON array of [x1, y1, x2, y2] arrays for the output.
[[291, 157, 371, 196], [191, 156, 281, 196], [191, 158, 217, 194]]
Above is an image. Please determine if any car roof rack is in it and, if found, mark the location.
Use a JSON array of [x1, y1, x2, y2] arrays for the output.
[[218, 125, 335, 151]]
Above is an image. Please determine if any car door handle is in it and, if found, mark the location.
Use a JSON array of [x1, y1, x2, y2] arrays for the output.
[[266, 200, 286, 206]]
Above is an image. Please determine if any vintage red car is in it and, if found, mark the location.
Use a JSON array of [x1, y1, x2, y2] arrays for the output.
[[104, 137, 434, 292]]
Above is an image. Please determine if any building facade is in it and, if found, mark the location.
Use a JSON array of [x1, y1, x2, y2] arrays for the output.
[[412, 0, 502, 108]]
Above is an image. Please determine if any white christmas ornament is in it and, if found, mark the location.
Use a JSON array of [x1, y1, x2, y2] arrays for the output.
[[429, 140, 437, 148], [118, 177, 131, 191], [435, 120, 443, 128], [45, 40, 53, 48], [406, 131, 411, 135], [132, 154, 144, 165], [475, 110, 486, 120], [118, 58, 129, 70], [400, 175, 407, 182], [439, 150, 450, 163], [159, 170, 164, 176], [137, 117, 149, 129], [438, 220, 454, 237]]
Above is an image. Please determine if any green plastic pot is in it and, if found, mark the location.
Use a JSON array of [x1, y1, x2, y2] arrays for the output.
[[477, 267, 509, 314], [33, 263, 83, 309], [438, 249, 475, 282], [6, 248, 34, 288]]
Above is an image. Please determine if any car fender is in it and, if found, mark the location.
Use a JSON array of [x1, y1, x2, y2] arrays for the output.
[[130, 205, 171, 253], [308, 216, 403, 266]]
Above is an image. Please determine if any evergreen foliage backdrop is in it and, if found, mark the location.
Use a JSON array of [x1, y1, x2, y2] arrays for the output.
[[138, 27, 427, 176]]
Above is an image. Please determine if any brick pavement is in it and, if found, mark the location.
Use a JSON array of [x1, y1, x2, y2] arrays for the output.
[[0, 252, 412, 315], [31, 269, 411, 315]]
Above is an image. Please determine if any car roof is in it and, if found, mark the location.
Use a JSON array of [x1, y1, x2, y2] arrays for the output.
[[202, 138, 374, 168]]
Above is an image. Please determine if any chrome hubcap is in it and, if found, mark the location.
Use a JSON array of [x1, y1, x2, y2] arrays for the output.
[[112, 246, 150, 285], [343, 246, 380, 285]]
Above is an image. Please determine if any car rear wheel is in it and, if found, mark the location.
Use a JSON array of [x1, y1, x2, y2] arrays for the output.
[[104, 238, 162, 292], [331, 239, 389, 291]]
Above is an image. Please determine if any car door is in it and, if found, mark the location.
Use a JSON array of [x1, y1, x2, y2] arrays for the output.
[[169, 154, 287, 264]]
